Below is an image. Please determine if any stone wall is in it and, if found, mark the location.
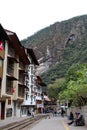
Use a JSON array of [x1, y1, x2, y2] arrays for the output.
[[82, 106, 87, 125]]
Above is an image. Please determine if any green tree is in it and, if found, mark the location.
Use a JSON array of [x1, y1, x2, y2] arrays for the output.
[[59, 63, 87, 107], [47, 78, 66, 102]]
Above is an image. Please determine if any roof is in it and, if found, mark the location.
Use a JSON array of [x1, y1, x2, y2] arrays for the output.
[[5, 30, 30, 65], [36, 76, 46, 86], [0, 24, 30, 65], [0, 24, 9, 41], [26, 48, 39, 65]]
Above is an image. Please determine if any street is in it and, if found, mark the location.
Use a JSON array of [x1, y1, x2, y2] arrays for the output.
[[29, 115, 87, 130]]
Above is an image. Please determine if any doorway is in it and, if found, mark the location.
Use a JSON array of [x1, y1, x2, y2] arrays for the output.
[[1, 102, 5, 120]]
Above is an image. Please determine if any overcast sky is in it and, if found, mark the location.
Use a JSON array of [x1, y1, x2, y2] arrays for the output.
[[0, 0, 87, 40]]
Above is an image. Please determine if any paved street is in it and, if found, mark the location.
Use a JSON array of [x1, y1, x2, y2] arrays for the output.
[[29, 116, 87, 130]]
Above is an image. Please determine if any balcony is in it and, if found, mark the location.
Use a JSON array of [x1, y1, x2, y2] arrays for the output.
[[8, 47, 18, 63], [19, 62, 26, 72], [6, 79, 13, 95], [19, 76, 25, 85], [7, 65, 17, 81], [19, 74, 29, 92], [18, 85, 25, 98], [8, 46, 15, 57], [7, 65, 14, 76], [6, 86, 13, 95]]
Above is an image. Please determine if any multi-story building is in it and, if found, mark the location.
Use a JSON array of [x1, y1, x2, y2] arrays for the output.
[[0, 24, 45, 120], [0, 24, 30, 119], [35, 76, 44, 113], [22, 48, 40, 115]]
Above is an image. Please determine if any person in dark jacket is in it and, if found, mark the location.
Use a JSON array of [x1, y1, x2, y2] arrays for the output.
[[68, 112, 74, 120], [61, 108, 65, 117]]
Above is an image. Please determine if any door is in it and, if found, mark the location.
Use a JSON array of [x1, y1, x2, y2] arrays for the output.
[[1, 102, 5, 120]]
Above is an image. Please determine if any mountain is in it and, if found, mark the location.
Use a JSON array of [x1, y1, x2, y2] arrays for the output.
[[21, 15, 87, 85]]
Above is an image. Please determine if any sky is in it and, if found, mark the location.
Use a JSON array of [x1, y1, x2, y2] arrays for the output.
[[0, 0, 87, 40]]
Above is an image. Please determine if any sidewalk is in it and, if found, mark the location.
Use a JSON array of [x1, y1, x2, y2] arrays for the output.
[[63, 116, 87, 130], [0, 116, 30, 128]]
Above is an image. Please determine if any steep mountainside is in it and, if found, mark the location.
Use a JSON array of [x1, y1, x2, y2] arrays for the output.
[[21, 15, 87, 84]]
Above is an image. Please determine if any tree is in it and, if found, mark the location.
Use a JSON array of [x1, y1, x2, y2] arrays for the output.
[[59, 63, 87, 107], [47, 78, 66, 102]]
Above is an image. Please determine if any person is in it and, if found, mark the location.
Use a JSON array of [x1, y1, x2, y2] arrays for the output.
[[31, 110, 34, 117], [68, 112, 78, 125], [68, 111, 74, 120], [30, 109, 34, 117], [61, 108, 65, 117], [27, 109, 31, 116], [52, 109, 55, 117], [74, 113, 85, 126]]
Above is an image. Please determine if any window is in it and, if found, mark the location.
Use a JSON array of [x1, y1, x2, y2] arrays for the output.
[[8, 98, 11, 105], [26, 93, 29, 100], [6, 78, 13, 94], [6, 108, 12, 117]]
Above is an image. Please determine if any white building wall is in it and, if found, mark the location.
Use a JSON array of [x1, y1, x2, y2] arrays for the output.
[[22, 63, 36, 109]]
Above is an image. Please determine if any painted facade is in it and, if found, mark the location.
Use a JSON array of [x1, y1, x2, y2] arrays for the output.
[[0, 24, 44, 120]]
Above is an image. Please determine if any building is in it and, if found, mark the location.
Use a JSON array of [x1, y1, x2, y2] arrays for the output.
[[0, 24, 30, 119], [0, 24, 45, 120], [22, 48, 39, 115]]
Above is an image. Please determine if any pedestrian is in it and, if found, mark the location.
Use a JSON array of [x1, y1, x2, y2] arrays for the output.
[[68, 111, 74, 120], [27, 109, 31, 116], [68, 112, 78, 125], [31, 110, 34, 117], [61, 108, 65, 117]]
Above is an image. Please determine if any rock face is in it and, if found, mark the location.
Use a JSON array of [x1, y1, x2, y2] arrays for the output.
[[21, 15, 87, 68]]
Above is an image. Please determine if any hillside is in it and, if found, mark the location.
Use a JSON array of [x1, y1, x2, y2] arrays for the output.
[[21, 15, 87, 85]]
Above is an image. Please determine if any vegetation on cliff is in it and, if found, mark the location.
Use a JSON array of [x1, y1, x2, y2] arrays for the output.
[[21, 15, 87, 85]]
